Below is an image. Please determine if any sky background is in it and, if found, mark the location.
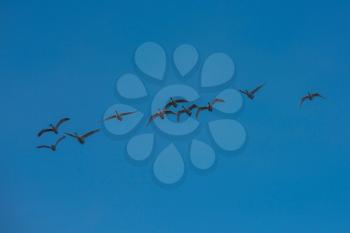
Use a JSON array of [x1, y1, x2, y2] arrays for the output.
[[1, 0, 350, 232]]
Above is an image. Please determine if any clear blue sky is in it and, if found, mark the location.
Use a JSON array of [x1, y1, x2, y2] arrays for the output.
[[1, 0, 350, 232]]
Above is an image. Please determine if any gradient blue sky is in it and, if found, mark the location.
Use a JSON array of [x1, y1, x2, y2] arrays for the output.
[[1, 0, 350, 232]]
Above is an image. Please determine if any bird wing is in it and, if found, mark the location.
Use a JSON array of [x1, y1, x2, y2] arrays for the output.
[[212, 98, 224, 105], [55, 136, 66, 146], [196, 107, 208, 118], [65, 132, 77, 138], [164, 110, 176, 115], [174, 99, 189, 104], [251, 83, 265, 94], [104, 115, 117, 121], [82, 129, 100, 139], [300, 96, 308, 107], [164, 101, 173, 109], [55, 117, 70, 129], [188, 104, 198, 110], [312, 93, 325, 99], [239, 89, 248, 96], [148, 113, 159, 124], [119, 111, 136, 117], [37, 145, 51, 149], [37, 128, 54, 137]]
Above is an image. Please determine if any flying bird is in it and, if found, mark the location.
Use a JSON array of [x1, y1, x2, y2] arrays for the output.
[[37, 117, 70, 137], [239, 83, 265, 100], [148, 109, 176, 125], [104, 111, 136, 122], [196, 98, 224, 118], [65, 129, 100, 144], [164, 97, 189, 109], [176, 104, 198, 122], [36, 136, 66, 152], [300, 92, 325, 107]]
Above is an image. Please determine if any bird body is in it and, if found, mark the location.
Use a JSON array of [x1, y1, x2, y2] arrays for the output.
[[240, 90, 254, 99], [37, 117, 70, 137], [65, 129, 100, 144]]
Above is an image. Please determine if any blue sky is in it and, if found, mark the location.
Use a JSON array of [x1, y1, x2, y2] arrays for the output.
[[1, 0, 350, 232]]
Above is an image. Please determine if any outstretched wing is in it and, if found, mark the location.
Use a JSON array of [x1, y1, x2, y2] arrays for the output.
[[82, 129, 100, 139], [148, 113, 159, 125], [55, 136, 66, 146], [65, 132, 77, 138], [239, 89, 248, 96], [37, 128, 53, 137], [104, 115, 117, 121], [299, 96, 308, 108], [188, 104, 198, 110], [312, 93, 325, 99], [164, 110, 176, 115], [55, 117, 70, 129], [174, 99, 189, 104], [251, 83, 265, 95], [212, 98, 224, 105], [120, 111, 136, 117], [37, 145, 51, 149], [164, 101, 174, 109], [196, 107, 208, 118]]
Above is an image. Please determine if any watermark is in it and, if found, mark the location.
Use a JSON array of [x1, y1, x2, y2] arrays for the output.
[[103, 42, 246, 185]]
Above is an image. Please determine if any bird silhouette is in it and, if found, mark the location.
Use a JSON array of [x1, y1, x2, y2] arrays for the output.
[[65, 129, 100, 144], [176, 104, 198, 122], [104, 111, 136, 122], [37, 117, 70, 137], [196, 98, 224, 118], [300, 92, 325, 107], [239, 83, 265, 100], [164, 97, 189, 109], [148, 109, 176, 125], [36, 136, 66, 151]]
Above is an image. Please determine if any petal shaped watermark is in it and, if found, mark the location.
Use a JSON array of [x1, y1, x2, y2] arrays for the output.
[[117, 73, 147, 99], [209, 119, 246, 151], [127, 133, 154, 161], [134, 42, 166, 80], [201, 53, 235, 87], [153, 144, 185, 184], [190, 139, 216, 170], [173, 44, 199, 77]]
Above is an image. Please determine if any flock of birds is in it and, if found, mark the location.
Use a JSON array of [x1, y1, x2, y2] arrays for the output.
[[36, 84, 324, 152], [36, 118, 100, 151], [147, 97, 225, 124]]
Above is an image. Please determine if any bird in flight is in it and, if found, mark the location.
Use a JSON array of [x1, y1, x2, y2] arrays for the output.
[[176, 104, 198, 122], [65, 129, 100, 144], [164, 97, 189, 109], [300, 92, 325, 107], [36, 136, 66, 152], [104, 111, 136, 122], [148, 109, 176, 125], [239, 83, 265, 100], [37, 117, 70, 137], [196, 98, 224, 118]]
